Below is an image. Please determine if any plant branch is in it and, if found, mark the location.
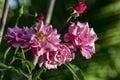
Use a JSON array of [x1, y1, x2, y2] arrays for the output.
[[3, 47, 11, 63], [33, 56, 39, 65], [0, 0, 9, 44], [45, 0, 56, 25]]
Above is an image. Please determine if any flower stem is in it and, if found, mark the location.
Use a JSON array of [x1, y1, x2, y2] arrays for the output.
[[9, 47, 19, 65], [15, 5, 24, 26], [59, 16, 72, 32], [45, 0, 56, 25], [64, 63, 79, 80], [33, 56, 39, 66], [0, 72, 5, 80], [21, 49, 32, 75], [3, 47, 11, 63], [0, 0, 9, 44]]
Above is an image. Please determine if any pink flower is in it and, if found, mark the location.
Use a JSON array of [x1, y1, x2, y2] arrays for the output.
[[36, 13, 45, 21], [30, 21, 61, 56], [38, 43, 75, 69], [4, 21, 61, 57], [4, 26, 34, 49], [74, 2, 87, 14], [64, 22, 98, 59]]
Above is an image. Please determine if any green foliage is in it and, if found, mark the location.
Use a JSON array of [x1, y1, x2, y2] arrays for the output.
[[0, 62, 9, 71], [65, 63, 85, 80], [33, 68, 45, 80]]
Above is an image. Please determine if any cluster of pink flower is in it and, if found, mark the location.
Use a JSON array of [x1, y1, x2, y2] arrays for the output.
[[4, 2, 98, 69]]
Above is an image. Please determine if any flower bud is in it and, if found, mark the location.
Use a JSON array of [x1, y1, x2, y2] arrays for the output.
[[74, 2, 87, 14], [36, 13, 45, 21]]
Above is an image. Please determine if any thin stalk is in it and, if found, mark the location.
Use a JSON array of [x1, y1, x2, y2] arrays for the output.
[[0, 72, 5, 80], [0, 0, 9, 44], [65, 63, 79, 80], [9, 48, 19, 65], [15, 5, 24, 26], [33, 56, 39, 65], [21, 49, 32, 75], [3, 47, 11, 63], [45, 0, 56, 25], [59, 16, 72, 32]]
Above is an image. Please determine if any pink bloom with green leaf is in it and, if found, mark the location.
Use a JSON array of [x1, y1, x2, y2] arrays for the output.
[[64, 22, 98, 59], [38, 43, 75, 69]]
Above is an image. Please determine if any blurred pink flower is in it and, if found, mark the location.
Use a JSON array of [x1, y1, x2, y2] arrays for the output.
[[38, 43, 75, 69], [64, 22, 98, 59], [4, 26, 34, 49], [30, 21, 61, 56], [74, 2, 87, 14]]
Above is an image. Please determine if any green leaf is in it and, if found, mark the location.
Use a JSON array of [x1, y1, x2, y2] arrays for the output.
[[9, 48, 19, 65], [9, 66, 20, 74], [0, 62, 9, 71], [33, 68, 45, 80], [3, 47, 11, 63], [18, 69, 32, 80], [25, 60, 35, 70], [65, 63, 85, 80], [15, 56, 35, 70]]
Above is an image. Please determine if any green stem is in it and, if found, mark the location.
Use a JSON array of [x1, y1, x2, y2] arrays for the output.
[[15, 5, 24, 26], [0, 0, 9, 44], [24, 49, 31, 53], [59, 16, 72, 32], [65, 63, 79, 80], [9, 47, 19, 65], [33, 56, 39, 65], [21, 49, 32, 75], [0, 72, 5, 80], [45, 0, 56, 25], [66, 16, 72, 23], [3, 47, 11, 63], [33, 67, 45, 80]]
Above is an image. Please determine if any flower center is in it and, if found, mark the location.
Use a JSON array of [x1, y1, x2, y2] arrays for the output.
[[35, 32, 47, 41]]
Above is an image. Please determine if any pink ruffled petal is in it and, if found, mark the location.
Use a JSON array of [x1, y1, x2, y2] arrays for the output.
[[64, 22, 98, 59]]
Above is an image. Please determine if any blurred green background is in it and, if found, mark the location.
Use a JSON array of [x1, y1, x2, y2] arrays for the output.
[[0, 0, 120, 80]]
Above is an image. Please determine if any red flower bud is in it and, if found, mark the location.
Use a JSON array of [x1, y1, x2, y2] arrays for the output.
[[74, 2, 87, 14], [36, 13, 45, 21]]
